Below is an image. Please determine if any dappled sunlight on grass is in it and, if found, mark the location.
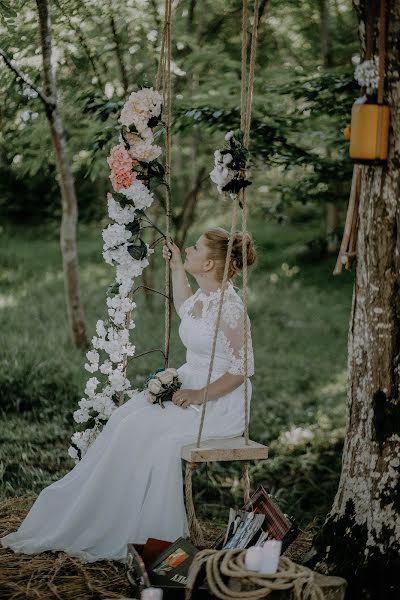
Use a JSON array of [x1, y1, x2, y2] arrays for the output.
[[0, 293, 19, 309]]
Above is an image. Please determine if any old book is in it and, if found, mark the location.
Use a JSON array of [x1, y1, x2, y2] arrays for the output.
[[148, 537, 212, 599], [215, 486, 298, 552]]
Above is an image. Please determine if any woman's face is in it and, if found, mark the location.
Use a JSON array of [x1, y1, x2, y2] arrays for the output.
[[183, 235, 212, 275]]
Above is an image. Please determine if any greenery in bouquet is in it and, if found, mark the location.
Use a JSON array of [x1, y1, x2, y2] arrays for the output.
[[145, 368, 182, 408]]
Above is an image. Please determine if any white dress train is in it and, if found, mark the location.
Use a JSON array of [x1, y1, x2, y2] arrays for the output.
[[1, 283, 254, 563]]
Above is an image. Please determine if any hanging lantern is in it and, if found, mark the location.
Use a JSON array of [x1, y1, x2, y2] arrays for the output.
[[343, 0, 389, 163], [344, 99, 390, 161]]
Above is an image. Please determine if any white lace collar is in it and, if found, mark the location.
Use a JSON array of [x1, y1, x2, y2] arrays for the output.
[[196, 281, 236, 303]]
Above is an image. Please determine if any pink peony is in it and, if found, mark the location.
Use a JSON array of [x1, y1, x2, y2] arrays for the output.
[[110, 170, 136, 192], [107, 144, 138, 192], [107, 144, 132, 172]]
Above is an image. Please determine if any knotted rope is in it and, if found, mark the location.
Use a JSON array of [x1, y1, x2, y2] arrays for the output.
[[185, 549, 325, 600]]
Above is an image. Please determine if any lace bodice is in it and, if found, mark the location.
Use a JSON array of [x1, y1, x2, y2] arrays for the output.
[[178, 282, 254, 377]]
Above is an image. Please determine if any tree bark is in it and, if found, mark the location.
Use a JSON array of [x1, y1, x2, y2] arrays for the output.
[[313, 1, 400, 597], [36, 0, 89, 349]]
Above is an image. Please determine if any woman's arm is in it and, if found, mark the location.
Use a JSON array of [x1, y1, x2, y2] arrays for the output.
[[172, 372, 245, 408], [163, 238, 192, 313]]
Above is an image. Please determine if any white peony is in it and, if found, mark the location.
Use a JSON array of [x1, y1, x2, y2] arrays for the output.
[[107, 194, 136, 225], [225, 130, 234, 141], [108, 368, 131, 392], [99, 360, 113, 375], [68, 446, 79, 460], [73, 408, 90, 424], [85, 377, 100, 398], [119, 88, 162, 127], [129, 140, 162, 163], [102, 223, 131, 251], [148, 378, 162, 394], [120, 180, 154, 210], [223, 153, 233, 165]]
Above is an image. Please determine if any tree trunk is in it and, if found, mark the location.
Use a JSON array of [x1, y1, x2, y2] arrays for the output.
[[318, 0, 333, 67], [313, 2, 400, 597], [318, 0, 338, 253], [36, 0, 89, 349]]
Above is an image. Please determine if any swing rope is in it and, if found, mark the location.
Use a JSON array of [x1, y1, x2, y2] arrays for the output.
[[196, 0, 260, 451], [155, 0, 173, 367]]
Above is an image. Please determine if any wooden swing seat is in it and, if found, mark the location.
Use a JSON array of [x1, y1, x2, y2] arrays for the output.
[[181, 436, 268, 463], [181, 437, 268, 546]]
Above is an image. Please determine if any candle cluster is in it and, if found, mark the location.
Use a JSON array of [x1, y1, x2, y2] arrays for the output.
[[244, 540, 282, 574]]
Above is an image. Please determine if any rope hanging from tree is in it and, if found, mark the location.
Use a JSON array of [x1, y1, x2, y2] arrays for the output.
[[155, 0, 173, 367], [196, 0, 261, 451]]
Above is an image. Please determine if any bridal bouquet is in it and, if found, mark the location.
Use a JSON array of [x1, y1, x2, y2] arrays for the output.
[[209, 129, 251, 197], [145, 368, 182, 408]]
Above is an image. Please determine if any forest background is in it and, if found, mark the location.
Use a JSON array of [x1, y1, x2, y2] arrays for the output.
[[0, 0, 359, 530]]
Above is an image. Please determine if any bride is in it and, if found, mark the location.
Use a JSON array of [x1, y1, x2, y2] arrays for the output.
[[1, 226, 256, 563]]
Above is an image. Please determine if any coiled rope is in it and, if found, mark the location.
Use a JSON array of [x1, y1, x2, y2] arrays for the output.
[[185, 549, 325, 600]]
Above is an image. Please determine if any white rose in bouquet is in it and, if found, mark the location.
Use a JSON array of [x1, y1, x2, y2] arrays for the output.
[[148, 378, 162, 394], [157, 370, 174, 385], [165, 367, 178, 377], [147, 391, 157, 404]]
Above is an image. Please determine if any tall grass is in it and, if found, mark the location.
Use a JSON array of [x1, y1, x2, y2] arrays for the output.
[[0, 219, 354, 526]]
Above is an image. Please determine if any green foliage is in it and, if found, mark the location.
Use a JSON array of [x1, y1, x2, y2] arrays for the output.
[[0, 0, 358, 227]]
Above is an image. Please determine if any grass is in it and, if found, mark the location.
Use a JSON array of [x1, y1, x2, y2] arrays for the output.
[[0, 217, 354, 529]]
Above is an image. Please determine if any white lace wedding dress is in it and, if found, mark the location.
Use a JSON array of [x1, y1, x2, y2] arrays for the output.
[[1, 282, 254, 563]]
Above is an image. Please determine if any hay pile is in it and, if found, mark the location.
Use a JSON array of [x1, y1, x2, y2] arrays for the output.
[[0, 496, 132, 600], [0, 497, 314, 599]]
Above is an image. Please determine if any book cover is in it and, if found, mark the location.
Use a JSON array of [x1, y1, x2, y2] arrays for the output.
[[148, 537, 202, 589]]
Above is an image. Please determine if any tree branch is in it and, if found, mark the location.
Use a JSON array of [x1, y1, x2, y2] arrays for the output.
[[0, 47, 53, 109]]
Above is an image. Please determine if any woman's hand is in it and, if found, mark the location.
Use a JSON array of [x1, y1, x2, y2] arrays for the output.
[[162, 238, 184, 272], [172, 388, 204, 408]]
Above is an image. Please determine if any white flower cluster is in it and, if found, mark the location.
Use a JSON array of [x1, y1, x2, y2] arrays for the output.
[[69, 91, 162, 463], [120, 180, 155, 210], [210, 131, 235, 194], [119, 88, 162, 163], [354, 56, 379, 95]]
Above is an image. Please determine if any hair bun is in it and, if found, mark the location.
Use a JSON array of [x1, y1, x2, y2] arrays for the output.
[[203, 227, 257, 281], [229, 232, 256, 276]]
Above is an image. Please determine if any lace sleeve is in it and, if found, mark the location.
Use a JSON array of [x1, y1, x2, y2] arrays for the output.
[[219, 301, 254, 377]]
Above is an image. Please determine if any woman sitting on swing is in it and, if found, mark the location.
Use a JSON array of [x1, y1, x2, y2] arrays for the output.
[[1, 227, 256, 563]]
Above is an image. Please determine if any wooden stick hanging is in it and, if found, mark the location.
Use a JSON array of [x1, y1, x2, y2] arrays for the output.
[[333, 165, 361, 275]]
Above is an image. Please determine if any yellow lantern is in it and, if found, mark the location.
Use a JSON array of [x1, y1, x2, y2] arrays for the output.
[[344, 102, 390, 161]]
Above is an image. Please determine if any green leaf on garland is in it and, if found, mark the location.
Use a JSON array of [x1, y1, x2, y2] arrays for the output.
[[128, 238, 148, 260]]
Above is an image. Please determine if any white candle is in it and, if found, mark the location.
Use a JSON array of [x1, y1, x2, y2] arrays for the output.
[[140, 587, 163, 600], [258, 540, 282, 574], [244, 546, 264, 571]]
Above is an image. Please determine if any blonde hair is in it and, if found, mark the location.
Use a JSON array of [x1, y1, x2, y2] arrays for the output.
[[203, 227, 257, 281]]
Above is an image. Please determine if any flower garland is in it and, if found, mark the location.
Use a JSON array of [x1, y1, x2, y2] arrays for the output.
[[68, 88, 165, 463], [209, 129, 251, 197], [354, 56, 379, 95]]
